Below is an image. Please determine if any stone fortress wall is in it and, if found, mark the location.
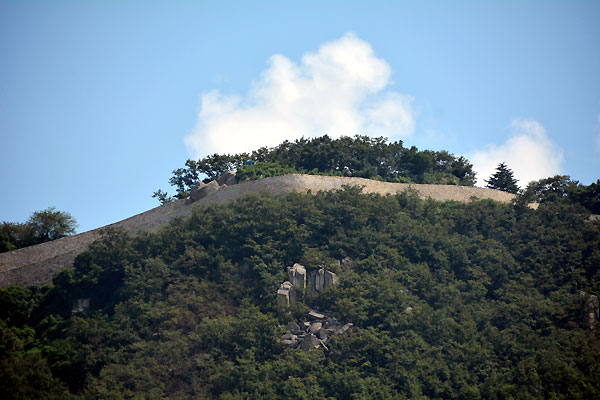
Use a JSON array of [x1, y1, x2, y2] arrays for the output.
[[0, 174, 516, 287]]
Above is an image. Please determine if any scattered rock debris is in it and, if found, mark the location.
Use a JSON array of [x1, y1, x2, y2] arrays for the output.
[[281, 310, 355, 351]]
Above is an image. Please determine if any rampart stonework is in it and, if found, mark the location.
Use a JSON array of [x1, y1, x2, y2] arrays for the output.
[[0, 175, 516, 287]]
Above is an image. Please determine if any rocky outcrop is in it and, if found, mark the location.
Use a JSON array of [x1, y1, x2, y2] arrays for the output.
[[277, 264, 339, 308], [281, 310, 354, 351], [582, 292, 599, 329], [277, 263, 310, 307], [190, 172, 237, 202], [288, 263, 307, 288], [216, 171, 237, 186], [311, 268, 338, 291], [190, 180, 220, 201], [277, 281, 296, 307]]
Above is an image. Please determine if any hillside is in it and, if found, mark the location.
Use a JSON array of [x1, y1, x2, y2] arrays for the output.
[[1, 181, 598, 399], [0, 174, 515, 287]]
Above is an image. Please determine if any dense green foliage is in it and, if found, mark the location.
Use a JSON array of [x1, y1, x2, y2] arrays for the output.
[[485, 162, 519, 194], [157, 135, 477, 201], [1, 186, 599, 399], [1, 207, 77, 253], [519, 175, 600, 213]]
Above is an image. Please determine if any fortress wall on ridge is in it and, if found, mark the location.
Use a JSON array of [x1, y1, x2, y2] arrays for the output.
[[0, 175, 516, 287]]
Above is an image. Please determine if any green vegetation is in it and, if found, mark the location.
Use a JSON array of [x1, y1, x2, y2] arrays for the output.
[[1, 186, 599, 399], [519, 175, 600, 213], [1, 207, 78, 253], [157, 135, 477, 201], [485, 162, 519, 194]]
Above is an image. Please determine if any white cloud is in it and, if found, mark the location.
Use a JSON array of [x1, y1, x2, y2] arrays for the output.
[[469, 119, 563, 187], [185, 33, 414, 157]]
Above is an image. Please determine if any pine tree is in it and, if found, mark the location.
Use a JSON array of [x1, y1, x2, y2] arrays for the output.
[[485, 162, 519, 193]]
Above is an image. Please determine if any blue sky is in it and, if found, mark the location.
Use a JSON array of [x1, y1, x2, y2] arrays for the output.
[[1, 0, 599, 233]]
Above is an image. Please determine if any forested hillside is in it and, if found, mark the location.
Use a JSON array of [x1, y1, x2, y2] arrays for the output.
[[1, 186, 599, 399]]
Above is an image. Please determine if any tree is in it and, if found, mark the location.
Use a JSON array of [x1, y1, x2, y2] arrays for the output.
[[519, 175, 600, 213], [485, 163, 519, 194], [0, 208, 77, 252], [156, 135, 480, 202], [27, 207, 77, 244]]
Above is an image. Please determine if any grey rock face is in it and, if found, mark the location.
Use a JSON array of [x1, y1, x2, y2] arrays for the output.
[[324, 269, 338, 287], [312, 268, 338, 291], [217, 171, 237, 186], [277, 288, 290, 307], [277, 281, 296, 307], [288, 263, 307, 288], [190, 180, 220, 201], [188, 181, 204, 200]]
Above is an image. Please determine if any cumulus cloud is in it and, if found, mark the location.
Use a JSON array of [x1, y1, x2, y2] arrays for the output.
[[185, 33, 414, 157], [469, 119, 563, 187]]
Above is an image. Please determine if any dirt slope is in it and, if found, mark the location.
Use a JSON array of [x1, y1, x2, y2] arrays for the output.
[[0, 175, 516, 287]]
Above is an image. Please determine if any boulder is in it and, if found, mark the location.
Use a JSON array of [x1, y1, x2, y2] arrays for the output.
[[309, 322, 322, 333], [308, 310, 325, 319], [337, 323, 354, 335], [288, 263, 307, 288], [282, 332, 298, 341], [217, 171, 237, 186], [317, 328, 330, 340], [190, 180, 219, 201], [287, 321, 301, 332], [300, 333, 321, 351]]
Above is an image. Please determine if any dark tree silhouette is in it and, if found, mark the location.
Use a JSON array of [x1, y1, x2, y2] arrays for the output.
[[485, 162, 519, 193]]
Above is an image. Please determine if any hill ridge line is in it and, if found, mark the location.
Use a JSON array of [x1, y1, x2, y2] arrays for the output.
[[0, 174, 515, 287]]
